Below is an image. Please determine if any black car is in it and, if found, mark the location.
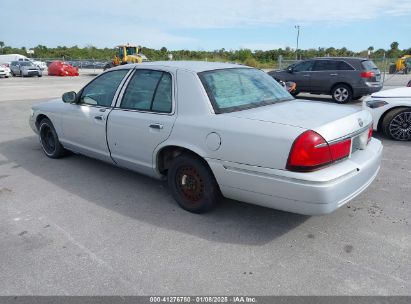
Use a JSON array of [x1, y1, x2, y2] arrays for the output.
[[268, 57, 382, 103]]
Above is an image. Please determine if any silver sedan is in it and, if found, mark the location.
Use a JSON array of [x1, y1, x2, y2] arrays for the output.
[[29, 61, 382, 215]]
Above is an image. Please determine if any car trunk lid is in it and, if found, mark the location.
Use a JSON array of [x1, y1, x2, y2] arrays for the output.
[[224, 99, 372, 143]]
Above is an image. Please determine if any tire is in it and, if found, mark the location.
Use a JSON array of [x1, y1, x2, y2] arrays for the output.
[[331, 84, 352, 104], [38, 74, 42, 77], [167, 154, 221, 213], [381, 107, 411, 141], [290, 90, 299, 97], [11, 71, 15, 77], [39, 118, 67, 158], [389, 64, 396, 74]]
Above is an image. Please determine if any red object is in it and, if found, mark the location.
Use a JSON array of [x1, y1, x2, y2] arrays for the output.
[[48, 61, 79, 76], [286, 130, 351, 172], [368, 125, 373, 143], [360, 71, 375, 78]]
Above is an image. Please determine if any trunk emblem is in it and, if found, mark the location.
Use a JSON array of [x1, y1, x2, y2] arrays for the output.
[[358, 118, 364, 127]]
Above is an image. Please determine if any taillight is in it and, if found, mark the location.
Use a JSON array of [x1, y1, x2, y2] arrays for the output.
[[287, 130, 351, 172], [368, 125, 373, 143], [329, 138, 352, 161], [361, 71, 375, 78]]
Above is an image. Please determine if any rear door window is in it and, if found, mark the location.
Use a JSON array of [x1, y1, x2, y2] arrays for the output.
[[313, 60, 338, 71], [120, 69, 173, 113]]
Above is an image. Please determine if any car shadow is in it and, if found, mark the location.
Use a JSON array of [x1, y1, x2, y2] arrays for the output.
[[0, 136, 309, 246]]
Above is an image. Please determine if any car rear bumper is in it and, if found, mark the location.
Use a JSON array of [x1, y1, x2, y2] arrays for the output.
[[354, 83, 382, 96], [207, 138, 382, 215]]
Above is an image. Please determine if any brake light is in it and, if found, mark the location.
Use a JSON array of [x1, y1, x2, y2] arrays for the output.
[[329, 138, 352, 161], [287, 130, 351, 172], [361, 71, 375, 78], [368, 125, 373, 143]]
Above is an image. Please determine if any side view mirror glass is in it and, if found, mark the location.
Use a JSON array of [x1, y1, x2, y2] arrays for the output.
[[62, 91, 77, 103]]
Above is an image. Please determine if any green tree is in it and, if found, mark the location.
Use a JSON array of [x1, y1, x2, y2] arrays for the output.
[[0, 41, 4, 54]]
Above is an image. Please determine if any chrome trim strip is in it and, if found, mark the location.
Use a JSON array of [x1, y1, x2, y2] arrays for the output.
[[327, 123, 371, 144]]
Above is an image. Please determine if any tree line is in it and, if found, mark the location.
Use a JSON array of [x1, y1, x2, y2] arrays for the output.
[[0, 41, 408, 68]]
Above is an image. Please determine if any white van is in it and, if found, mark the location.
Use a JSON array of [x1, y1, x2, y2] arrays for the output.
[[0, 54, 47, 70]]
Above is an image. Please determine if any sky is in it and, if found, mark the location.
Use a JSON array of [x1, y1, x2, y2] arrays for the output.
[[1, 0, 411, 51]]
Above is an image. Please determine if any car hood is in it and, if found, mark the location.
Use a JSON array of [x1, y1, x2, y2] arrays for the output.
[[32, 98, 62, 110], [224, 99, 372, 142], [371, 87, 411, 98]]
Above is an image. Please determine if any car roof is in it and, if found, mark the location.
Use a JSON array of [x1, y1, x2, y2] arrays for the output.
[[113, 61, 250, 73], [312, 57, 369, 62]]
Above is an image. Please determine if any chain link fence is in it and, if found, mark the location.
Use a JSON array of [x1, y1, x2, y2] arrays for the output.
[[32, 58, 108, 69]]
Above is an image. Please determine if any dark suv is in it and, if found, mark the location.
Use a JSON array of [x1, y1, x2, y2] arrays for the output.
[[268, 57, 382, 103]]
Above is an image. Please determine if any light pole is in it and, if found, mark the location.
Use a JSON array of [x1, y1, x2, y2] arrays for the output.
[[295, 25, 300, 60]]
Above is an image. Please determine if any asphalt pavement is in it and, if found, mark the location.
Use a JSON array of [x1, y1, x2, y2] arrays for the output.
[[0, 73, 410, 295]]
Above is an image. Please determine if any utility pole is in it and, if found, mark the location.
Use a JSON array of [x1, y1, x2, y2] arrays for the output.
[[295, 25, 300, 60]]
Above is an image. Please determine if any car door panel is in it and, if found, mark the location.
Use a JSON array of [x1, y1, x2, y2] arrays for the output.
[[61, 105, 112, 162], [60, 69, 131, 162], [289, 61, 314, 92], [107, 110, 176, 176], [107, 69, 176, 176]]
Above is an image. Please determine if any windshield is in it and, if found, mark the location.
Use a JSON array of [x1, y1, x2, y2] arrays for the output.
[[126, 47, 137, 55], [198, 68, 293, 114], [20, 62, 32, 66]]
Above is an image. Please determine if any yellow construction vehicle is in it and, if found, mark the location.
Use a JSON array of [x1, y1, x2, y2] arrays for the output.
[[104, 44, 148, 70], [389, 55, 411, 74]]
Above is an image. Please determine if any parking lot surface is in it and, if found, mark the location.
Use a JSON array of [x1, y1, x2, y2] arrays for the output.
[[0, 73, 410, 295]]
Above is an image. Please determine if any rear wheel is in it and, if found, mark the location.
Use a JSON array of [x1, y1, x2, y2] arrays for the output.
[[331, 84, 352, 104], [39, 118, 67, 158], [382, 107, 411, 141], [168, 154, 221, 213]]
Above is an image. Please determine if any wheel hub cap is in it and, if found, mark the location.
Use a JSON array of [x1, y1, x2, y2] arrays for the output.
[[177, 166, 205, 202], [389, 111, 411, 140], [334, 88, 348, 102]]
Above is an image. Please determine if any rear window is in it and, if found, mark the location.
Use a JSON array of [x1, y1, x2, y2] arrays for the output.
[[362, 60, 378, 70], [198, 68, 293, 114]]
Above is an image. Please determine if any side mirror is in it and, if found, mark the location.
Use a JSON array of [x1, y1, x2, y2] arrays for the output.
[[62, 91, 77, 103]]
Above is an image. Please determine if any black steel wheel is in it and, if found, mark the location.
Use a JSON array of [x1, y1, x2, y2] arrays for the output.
[[382, 107, 411, 141], [168, 154, 221, 213], [39, 118, 66, 158]]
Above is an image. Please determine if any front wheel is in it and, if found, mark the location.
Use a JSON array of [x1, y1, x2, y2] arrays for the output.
[[331, 84, 352, 104], [168, 154, 221, 213], [382, 107, 411, 141], [39, 118, 67, 158]]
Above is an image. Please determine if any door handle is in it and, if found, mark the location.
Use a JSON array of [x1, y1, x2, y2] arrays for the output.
[[149, 123, 163, 129], [94, 115, 103, 120], [303, 74, 310, 77], [330, 73, 338, 76]]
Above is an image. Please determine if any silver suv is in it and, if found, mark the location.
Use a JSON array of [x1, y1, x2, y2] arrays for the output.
[[10, 61, 42, 77]]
